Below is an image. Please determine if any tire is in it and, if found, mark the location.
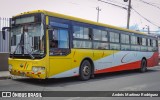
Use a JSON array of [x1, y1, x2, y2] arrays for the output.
[[140, 59, 147, 73], [79, 60, 92, 81]]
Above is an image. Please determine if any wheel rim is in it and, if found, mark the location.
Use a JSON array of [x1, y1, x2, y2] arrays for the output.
[[83, 65, 90, 76]]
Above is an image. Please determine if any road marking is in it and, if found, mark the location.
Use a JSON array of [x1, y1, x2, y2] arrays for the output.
[[119, 84, 147, 91], [66, 97, 81, 100]]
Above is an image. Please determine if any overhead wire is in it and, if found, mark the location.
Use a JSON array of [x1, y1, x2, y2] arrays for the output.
[[98, 0, 160, 28], [138, 0, 160, 10], [131, 7, 160, 28], [104, 0, 128, 7], [98, 0, 127, 10]]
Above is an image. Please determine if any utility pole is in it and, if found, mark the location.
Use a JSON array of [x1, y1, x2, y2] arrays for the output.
[[142, 25, 151, 34], [96, 6, 101, 22], [146, 25, 150, 34], [124, 0, 131, 29]]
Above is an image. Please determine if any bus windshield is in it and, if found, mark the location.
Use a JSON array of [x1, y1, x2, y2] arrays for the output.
[[10, 22, 45, 57]]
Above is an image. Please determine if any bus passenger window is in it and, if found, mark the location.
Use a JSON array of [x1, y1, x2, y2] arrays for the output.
[[73, 26, 90, 39], [147, 39, 151, 46], [49, 28, 69, 56], [142, 38, 146, 46], [131, 36, 138, 45], [109, 32, 119, 43], [102, 31, 108, 41], [121, 34, 129, 44], [93, 29, 102, 40]]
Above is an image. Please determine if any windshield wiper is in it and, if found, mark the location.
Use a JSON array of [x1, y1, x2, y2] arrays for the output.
[[12, 42, 20, 58], [12, 33, 35, 59], [12, 32, 24, 58], [23, 45, 35, 59], [12, 43, 35, 59]]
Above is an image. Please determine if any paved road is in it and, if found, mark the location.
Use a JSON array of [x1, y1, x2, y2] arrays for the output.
[[0, 66, 160, 100]]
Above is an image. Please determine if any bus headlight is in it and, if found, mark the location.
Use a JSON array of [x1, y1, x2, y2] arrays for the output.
[[32, 67, 45, 73], [9, 65, 12, 71]]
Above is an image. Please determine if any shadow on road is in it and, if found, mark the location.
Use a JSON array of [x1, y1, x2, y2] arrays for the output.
[[12, 68, 159, 87]]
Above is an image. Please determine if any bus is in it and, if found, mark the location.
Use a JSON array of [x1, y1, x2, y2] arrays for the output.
[[2, 10, 159, 80]]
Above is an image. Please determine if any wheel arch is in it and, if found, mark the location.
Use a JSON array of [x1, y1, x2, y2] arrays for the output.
[[142, 57, 147, 67]]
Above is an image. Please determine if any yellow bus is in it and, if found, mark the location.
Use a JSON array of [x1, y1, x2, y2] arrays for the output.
[[2, 10, 159, 80]]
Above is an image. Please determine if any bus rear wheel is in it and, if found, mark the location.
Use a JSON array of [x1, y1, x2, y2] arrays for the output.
[[140, 59, 147, 73], [79, 60, 91, 81]]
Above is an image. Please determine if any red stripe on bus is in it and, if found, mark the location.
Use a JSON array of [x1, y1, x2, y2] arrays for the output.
[[95, 52, 158, 74], [95, 60, 141, 74], [147, 52, 159, 67]]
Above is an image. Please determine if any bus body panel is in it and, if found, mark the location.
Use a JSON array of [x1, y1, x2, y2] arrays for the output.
[[9, 50, 158, 79], [48, 50, 158, 78], [48, 51, 73, 78], [95, 51, 158, 74], [49, 49, 94, 78], [9, 57, 49, 79]]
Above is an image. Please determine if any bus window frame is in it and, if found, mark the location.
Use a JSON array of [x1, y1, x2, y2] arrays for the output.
[[48, 16, 71, 56]]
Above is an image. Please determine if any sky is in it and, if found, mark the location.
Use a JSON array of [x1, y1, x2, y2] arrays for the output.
[[0, 0, 160, 34]]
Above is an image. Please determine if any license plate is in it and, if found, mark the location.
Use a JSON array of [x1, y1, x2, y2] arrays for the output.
[[20, 73, 25, 77]]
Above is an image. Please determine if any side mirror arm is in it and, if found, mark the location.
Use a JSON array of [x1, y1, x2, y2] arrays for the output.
[[46, 25, 53, 30]]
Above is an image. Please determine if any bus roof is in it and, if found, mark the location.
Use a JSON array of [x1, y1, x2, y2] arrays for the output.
[[14, 10, 149, 36]]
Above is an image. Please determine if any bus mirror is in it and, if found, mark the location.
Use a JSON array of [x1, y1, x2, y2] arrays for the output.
[[2, 27, 9, 40], [2, 30, 5, 40], [2, 27, 11, 40]]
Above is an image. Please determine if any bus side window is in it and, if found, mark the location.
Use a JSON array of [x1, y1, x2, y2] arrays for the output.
[[73, 26, 90, 39], [109, 32, 119, 43], [142, 38, 146, 46]]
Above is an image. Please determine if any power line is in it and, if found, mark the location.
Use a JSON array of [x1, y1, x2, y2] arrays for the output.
[[150, 2, 160, 7], [138, 0, 160, 10], [98, 0, 131, 29], [131, 7, 160, 28], [104, 0, 128, 7], [70, 0, 160, 29], [98, 0, 127, 10], [98, 0, 160, 29]]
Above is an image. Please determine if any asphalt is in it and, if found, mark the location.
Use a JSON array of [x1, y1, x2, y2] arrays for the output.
[[0, 65, 160, 100]]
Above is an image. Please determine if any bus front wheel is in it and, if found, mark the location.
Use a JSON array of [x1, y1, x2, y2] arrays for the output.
[[140, 59, 147, 73], [79, 60, 91, 81]]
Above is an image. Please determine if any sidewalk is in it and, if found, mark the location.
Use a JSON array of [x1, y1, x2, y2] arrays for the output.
[[0, 71, 11, 80]]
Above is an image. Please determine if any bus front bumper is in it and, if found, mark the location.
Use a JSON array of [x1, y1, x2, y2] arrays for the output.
[[9, 69, 46, 79]]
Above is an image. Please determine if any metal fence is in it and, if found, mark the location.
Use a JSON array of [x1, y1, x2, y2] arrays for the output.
[[0, 17, 10, 53]]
